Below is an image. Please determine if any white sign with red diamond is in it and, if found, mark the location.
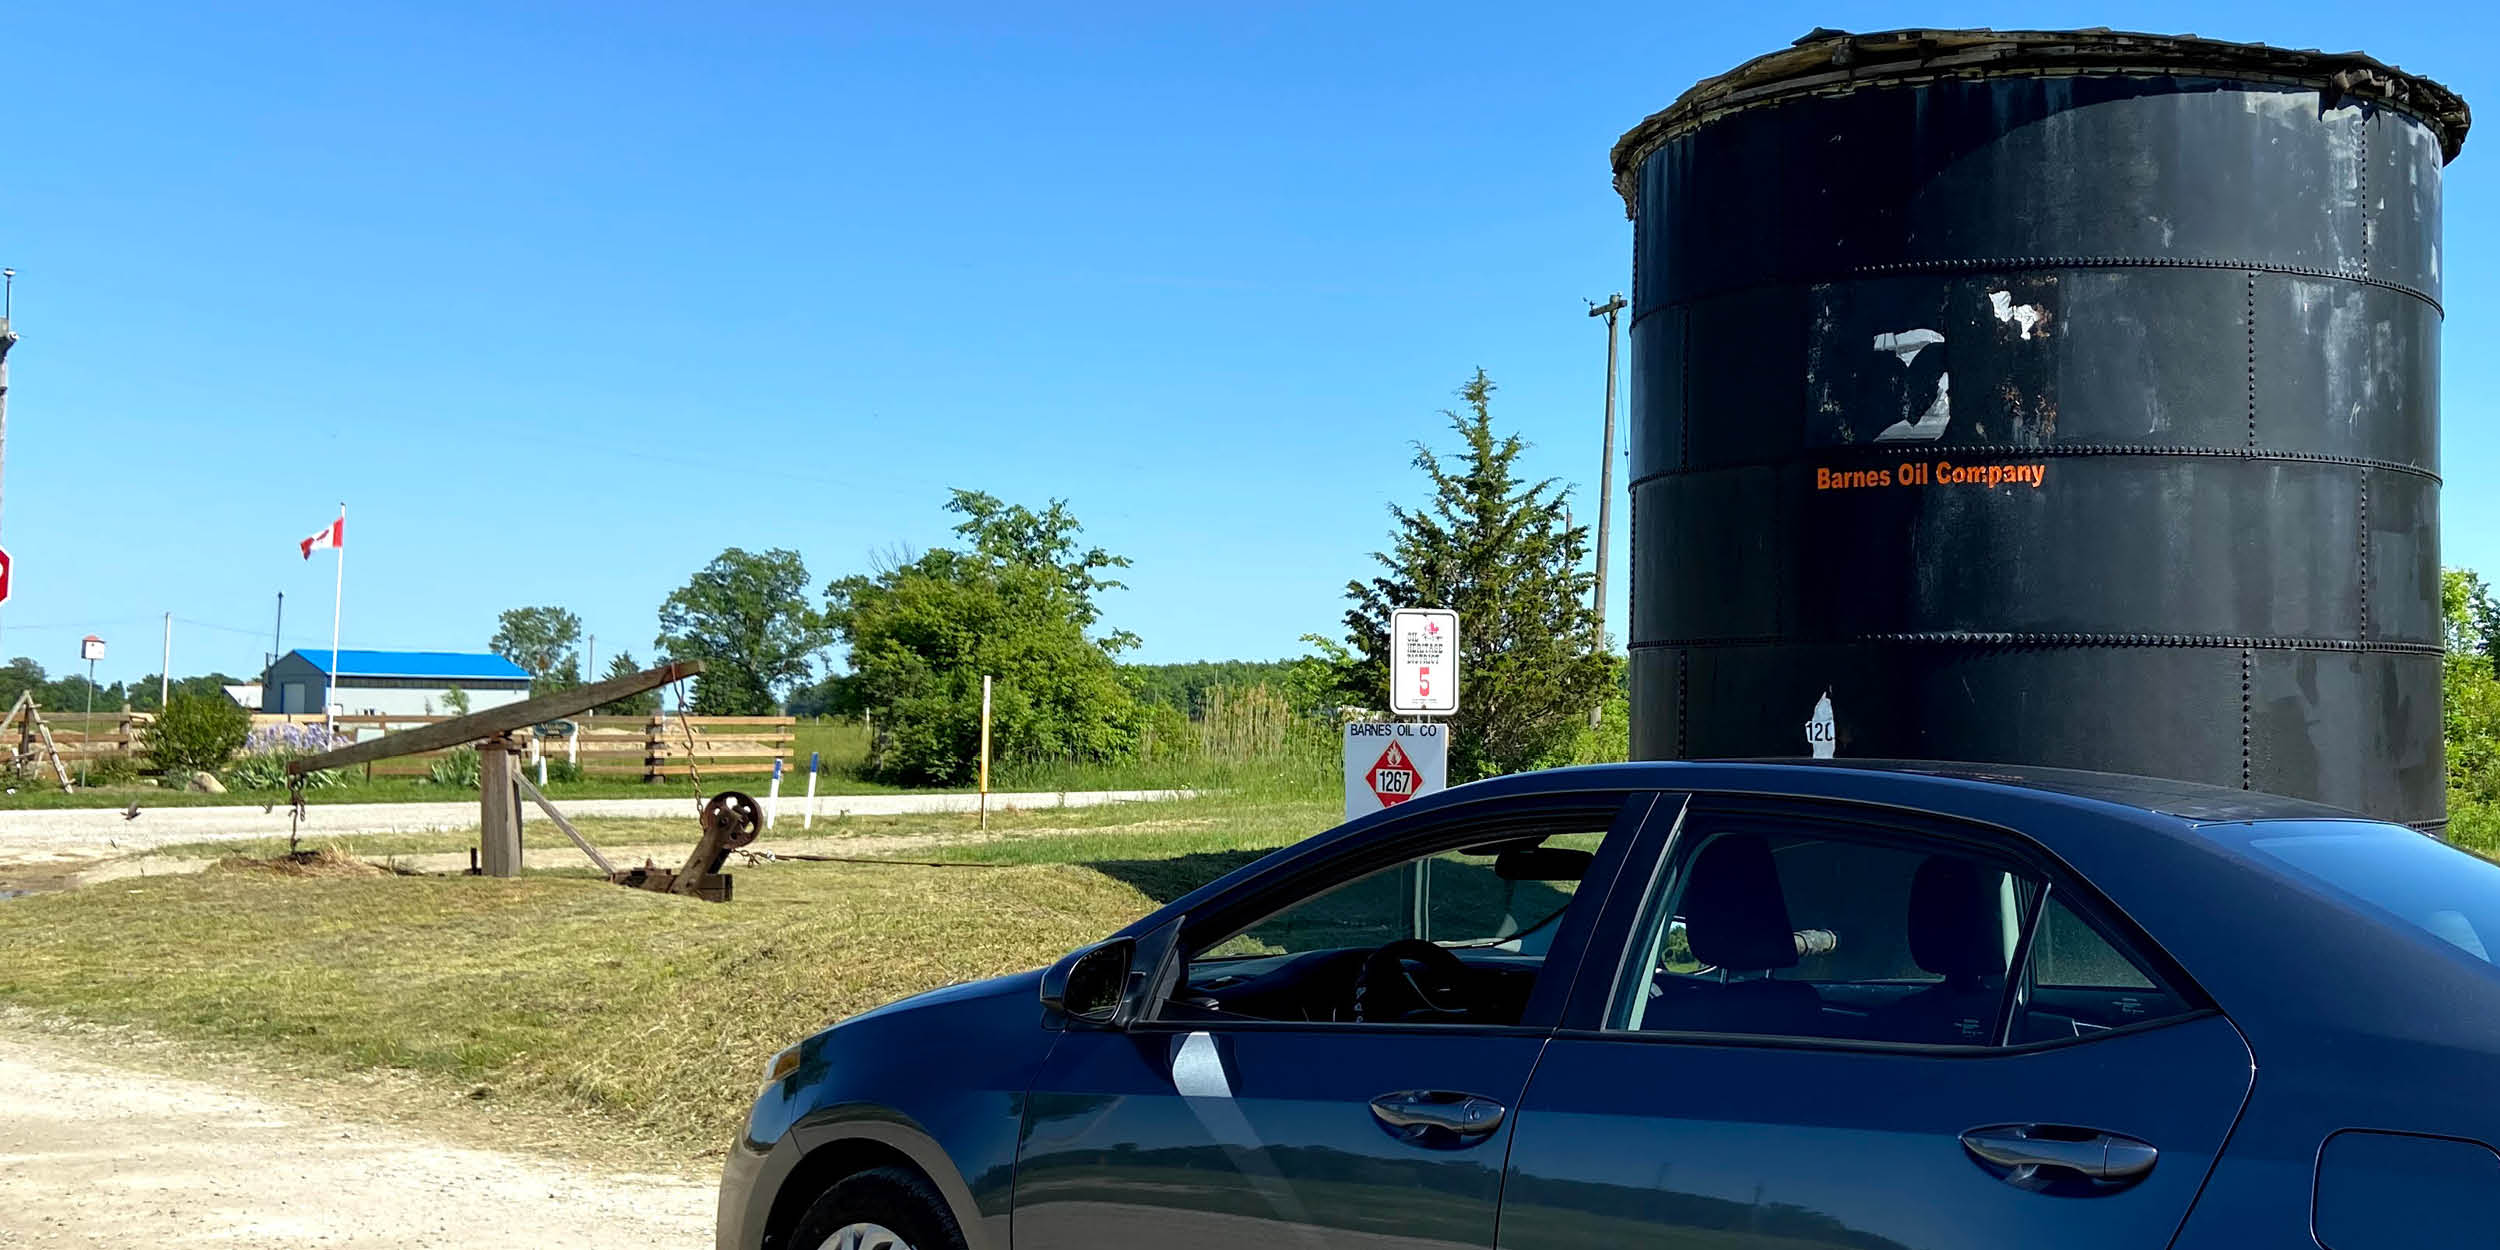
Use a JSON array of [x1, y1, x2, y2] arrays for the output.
[[1343, 721, 1449, 820]]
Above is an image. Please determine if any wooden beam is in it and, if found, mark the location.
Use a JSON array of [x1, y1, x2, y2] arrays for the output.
[[514, 773, 614, 875], [286, 660, 706, 775]]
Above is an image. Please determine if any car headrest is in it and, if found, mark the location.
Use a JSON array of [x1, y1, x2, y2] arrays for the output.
[[1682, 834, 1798, 972], [1907, 856, 2004, 983]]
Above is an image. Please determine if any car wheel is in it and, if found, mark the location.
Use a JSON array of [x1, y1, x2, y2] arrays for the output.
[[785, 1165, 966, 1250]]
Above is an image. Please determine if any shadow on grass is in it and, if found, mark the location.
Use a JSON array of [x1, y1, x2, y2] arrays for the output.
[[1086, 849, 1275, 907]]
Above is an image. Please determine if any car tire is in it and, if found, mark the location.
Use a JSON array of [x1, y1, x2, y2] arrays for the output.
[[784, 1165, 967, 1250]]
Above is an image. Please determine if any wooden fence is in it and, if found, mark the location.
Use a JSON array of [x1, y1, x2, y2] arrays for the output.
[[36, 710, 796, 781]]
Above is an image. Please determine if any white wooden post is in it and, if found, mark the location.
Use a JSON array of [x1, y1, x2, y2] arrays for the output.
[[803, 750, 820, 829], [766, 756, 783, 829]]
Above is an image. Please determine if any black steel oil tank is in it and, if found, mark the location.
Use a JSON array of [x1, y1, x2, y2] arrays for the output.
[[1614, 29, 2470, 827]]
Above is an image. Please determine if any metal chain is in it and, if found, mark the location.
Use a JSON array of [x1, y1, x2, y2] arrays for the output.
[[669, 677, 704, 816]]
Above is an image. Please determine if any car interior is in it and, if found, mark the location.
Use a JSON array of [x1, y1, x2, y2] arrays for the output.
[[1153, 815, 2188, 1044], [1628, 828, 2190, 1045], [1163, 831, 1601, 1027]]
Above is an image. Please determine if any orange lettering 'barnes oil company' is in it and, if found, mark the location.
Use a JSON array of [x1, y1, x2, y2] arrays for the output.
[[1815, 461, 2048, 491]]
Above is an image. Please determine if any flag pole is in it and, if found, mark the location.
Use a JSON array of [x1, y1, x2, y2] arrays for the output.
[[325, 502, 344, 725]]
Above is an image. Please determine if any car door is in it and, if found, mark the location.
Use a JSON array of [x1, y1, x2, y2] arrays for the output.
[[1013, 792, 1662, 1250], [1498, 795, 2254, 1250]]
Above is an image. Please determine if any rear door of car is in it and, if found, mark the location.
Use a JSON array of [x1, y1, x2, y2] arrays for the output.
[[1496, 794, 2254, 1250]]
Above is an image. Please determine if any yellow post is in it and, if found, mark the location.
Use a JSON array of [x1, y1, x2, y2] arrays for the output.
[[978, 674, 993, 830]]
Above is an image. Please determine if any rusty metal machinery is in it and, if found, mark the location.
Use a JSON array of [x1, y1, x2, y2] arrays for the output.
[[607, 790, 760, 902]]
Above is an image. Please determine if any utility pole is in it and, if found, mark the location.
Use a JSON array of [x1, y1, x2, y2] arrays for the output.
[[1587, 292, 1626, 729], [0, 269, 17, 647], [272, 591, 285, 671], [160, 613, 172, 708]]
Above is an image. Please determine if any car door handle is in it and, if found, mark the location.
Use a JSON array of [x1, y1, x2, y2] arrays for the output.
[[1961, 1124, 2158, 1188], [1369, 1090, 1506, 1146]]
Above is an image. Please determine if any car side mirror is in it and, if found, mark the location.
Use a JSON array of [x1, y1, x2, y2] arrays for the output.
[[1041, 939, 1135, 1028]]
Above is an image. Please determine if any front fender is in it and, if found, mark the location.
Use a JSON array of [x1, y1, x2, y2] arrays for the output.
[[722, 969, 1056, 1250]]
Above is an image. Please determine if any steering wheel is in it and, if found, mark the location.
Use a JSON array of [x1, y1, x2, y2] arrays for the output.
[[1351, 939, 1478, 1023]]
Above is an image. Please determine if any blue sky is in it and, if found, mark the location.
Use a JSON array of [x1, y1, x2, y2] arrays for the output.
[[5, 1, 2496, 690]]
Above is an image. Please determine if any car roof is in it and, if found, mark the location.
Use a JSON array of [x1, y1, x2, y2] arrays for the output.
[[1446, 758, 2367, 827]]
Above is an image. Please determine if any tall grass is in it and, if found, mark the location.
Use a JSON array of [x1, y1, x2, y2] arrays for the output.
[[994, 682, 1335, 801]]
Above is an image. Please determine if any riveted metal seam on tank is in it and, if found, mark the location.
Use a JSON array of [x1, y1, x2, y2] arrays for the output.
[[1623, 258, 2444, 328], [2360, 472, 2372, 637], [1631, 634, 2445, 656], [1625, 446, 2442, 490], [2250, 650, 2270, 785]]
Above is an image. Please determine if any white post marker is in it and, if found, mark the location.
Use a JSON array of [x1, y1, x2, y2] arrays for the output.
[[537, 751, 548, 788], [802, 750, 821, 829], [766, 756, 783, 829], [1388, 607, 1460, 716], [1343, 721, 1450, 821]]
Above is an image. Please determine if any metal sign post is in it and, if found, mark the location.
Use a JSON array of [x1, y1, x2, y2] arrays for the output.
[[78, 635, 104, 787], [1388, 607, 1459, 716]]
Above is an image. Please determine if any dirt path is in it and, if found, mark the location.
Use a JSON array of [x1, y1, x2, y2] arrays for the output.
[[0, 1031, 713, 1248], [0, 789, 1186, 864]]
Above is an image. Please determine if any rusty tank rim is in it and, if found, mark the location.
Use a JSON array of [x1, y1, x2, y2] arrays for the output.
[[1610, 27, 2472, 216]]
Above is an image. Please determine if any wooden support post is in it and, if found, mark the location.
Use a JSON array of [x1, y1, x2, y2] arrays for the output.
[[478, 734, 523, 877], [978, 674, 993, 831]]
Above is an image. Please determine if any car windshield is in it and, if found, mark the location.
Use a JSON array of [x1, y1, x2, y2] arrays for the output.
[[2244, 821, 2500, 963]]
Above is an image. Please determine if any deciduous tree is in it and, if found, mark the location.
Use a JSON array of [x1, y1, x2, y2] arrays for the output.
[[657, 548, 831, 716], [490, 606, 584, 692], [827, 491, 1140, 785]]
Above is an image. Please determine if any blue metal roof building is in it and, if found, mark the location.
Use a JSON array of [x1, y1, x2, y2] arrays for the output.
[[262, 648, 532, 717]]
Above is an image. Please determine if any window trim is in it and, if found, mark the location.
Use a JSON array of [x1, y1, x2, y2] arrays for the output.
[[1138, 791, 1666, 1034], [1573, 790, 2213, 1056]]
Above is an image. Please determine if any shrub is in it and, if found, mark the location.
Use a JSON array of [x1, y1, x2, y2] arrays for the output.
[[143, 694, 252, 775], [223, 754, 347, 792], [221, 722, 350, 791], [538, 757, 585, 785], [429, 747, 481, 789], [81, 752, 141, 786]]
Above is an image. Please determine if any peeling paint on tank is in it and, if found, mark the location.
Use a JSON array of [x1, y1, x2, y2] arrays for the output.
[[1988, 291, 2048, 339], [1874, 328, 1946, 363]]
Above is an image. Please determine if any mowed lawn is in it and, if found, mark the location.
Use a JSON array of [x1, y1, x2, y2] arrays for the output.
[[0, 792, 1333, 1162]]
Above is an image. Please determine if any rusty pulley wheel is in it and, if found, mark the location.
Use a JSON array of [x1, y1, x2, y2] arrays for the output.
[[702, 791, 763, 849]]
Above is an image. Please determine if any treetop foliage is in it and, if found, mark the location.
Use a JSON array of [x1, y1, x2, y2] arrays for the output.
[[491, 605, 584, 692], [657, 547, 831, 716]]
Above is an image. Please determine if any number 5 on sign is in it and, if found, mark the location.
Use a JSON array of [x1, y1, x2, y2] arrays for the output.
[[1389, 607, 1458, 716]]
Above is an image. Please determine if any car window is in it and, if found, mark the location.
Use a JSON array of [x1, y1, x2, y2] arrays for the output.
[[2243, 821, 2500, 964], [1614, 813, 2197, 1048], [1617, 825, 2036, 1044], [1169, 828, 1608, 1027], [2010, 895, 2192, 1043]]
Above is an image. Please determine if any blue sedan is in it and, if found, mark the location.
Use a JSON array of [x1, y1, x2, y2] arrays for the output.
[[718, 760, 2500, 1250]]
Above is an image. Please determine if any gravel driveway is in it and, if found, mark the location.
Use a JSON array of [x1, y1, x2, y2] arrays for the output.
[[0, 789, 1185, 862], [0, 1032, 714, 1248]]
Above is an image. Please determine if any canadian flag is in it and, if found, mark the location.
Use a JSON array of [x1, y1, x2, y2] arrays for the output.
[[300, 516, 344, 559]]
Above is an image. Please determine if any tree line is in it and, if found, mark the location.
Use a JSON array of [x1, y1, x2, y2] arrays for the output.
[[478, 368, 1618, 787]]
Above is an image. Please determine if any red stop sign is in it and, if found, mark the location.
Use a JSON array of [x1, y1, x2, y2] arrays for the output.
[[1366, 741, 1421, 807], [0, 544, 12, 605]]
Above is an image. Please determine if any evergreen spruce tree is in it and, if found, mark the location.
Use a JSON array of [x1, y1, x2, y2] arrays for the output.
[[1338, 369, 1617, 780]]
